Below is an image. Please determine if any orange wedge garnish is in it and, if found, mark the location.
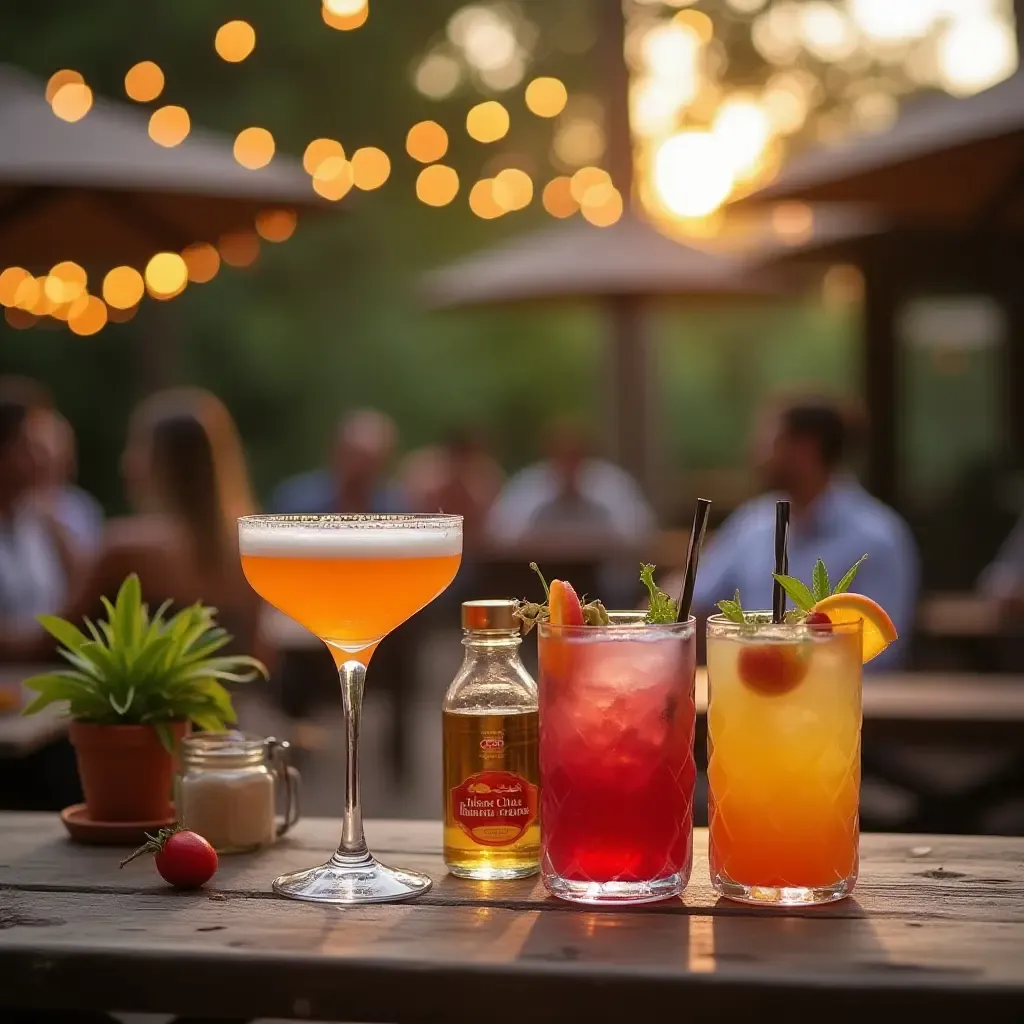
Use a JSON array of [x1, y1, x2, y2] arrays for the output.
[[811, 592, 897, 664]]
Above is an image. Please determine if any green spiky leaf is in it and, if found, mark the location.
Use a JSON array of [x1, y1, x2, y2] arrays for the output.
[[812, 559, 831, 603], [640, 564, 678, 624], [833, 554, 868, 595], [22, 573, 267, 733], [772, 574, 816, 611]]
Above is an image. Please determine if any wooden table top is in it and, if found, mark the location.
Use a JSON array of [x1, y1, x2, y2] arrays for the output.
[[2, 815, 1023, 1021]]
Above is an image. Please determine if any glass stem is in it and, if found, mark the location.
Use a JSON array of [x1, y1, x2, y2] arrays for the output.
[[336, 659, 369, 861]]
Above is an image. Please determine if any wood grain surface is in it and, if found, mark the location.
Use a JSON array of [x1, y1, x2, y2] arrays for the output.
[[1, 815, 1023, 1021]]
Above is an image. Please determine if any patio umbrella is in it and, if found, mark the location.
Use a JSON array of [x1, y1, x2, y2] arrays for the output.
[[733, 72, 1024, 228], [0, 63, 322, 270], [422, 210, 785, 504]]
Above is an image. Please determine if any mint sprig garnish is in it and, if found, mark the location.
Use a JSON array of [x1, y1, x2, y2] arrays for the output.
[[773, 554, 868, 612], [717, 589, 746, 623], [641, 564, 677, 624]]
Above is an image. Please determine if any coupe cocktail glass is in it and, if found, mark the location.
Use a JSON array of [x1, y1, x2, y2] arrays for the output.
[[538, 612, 696, 904], [707, 613, 862, 905], [239, 513, 462, 903]]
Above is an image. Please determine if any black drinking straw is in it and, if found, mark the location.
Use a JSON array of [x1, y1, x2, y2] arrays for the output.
[[677, 498, 712, 622], [773, 499, 790, 623]]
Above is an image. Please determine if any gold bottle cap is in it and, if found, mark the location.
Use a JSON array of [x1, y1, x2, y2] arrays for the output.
[[462, 599, 519, 631]]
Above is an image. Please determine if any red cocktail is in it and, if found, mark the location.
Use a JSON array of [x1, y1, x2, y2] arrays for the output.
[[538, 613, 696, 904]]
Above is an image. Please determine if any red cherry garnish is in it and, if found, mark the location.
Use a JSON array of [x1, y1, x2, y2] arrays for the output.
[[805, 610, 833, 631], [737, 643, 809, 696]]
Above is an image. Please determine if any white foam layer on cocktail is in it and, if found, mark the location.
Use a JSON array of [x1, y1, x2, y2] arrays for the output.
[[239, 521, 462, 559]]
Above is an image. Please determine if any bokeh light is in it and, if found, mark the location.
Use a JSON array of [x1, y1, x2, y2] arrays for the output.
[[525, 77, 568, 118], [570, 166, 612, 205], [68, 296, 108, 336], [303, 138, 345, 176], [581, 186, 624, 227], [5, 308, 38, 330], [351, 147, 391, 190], [771, 201, 815, 244], [822, 263, 866, 309], [713, 95, 772, 177], [493, 168, 533, 212], [654, 132, 734, 218], [52, 293, 88, 322], [312, 157, 354, 200], [466, 101, 510, 143], [0, 268, 30, 307], [215, 20, 256, 62], [938, 15, 1017, 97], [51, 82, 93, 123], [149, 106, 190, 147], [124, 61, 165, 102], [554, 116, 606, 167], [449, 6, 518, 73], [102, 266, 145, 309], [542, 176, 578, 218], [406, 121, 449, 163], [12, 276, 41, 311], [416, 165, 460, 207], [145, 252, 188, 299], [847, 0, 935, 43], [219, 232, 260, 268], [234, 127, 275, 170], [45, 69, 83, 105], [468, 179, 504, 219], [322, 1, 369, 31], [182, 242, 221, 283], [107, 304, 139, 324], [414, 52, 462, 99], [45, 262, 87, 304], [256, 209, 298, 243]]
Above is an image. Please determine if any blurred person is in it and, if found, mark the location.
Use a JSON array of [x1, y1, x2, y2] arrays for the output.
[[272, 408, 405, 514], [686, 395, 918, 668], [0, 388, 260, 657], [486, 418, 655, 544], [402, 427, 504, 544], [29, 407, 104, 553], [978, 514, 1024, 623], [0, 381, 79, 624]]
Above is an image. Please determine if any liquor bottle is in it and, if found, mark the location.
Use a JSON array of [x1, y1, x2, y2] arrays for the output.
[[443, 599, 540, 879]]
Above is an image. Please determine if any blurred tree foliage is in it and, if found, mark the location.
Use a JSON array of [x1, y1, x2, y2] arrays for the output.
[[0, 0, 854, 518]]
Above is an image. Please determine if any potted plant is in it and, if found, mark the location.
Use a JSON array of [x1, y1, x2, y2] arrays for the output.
[[23, 574, 267, 823]]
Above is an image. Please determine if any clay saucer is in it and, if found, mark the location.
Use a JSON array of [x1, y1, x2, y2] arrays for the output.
[[60, 803, 177, 846]]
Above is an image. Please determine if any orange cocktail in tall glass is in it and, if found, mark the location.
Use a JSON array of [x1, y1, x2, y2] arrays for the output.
[[239, 513, 462, 904], [706, 614, 862, 906]]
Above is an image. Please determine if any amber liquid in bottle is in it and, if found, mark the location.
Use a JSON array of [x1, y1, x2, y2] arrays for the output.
[[443, 710, 540, 879], [443, 600, 539, 880]]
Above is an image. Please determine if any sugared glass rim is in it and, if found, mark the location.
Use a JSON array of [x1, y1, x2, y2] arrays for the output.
[[237, 513, 463, 529], [707, 611, 863, 632], [539, 610, 696, 639]]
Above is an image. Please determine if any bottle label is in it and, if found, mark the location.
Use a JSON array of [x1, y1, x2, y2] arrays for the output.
[[450, 770, 538, 847]]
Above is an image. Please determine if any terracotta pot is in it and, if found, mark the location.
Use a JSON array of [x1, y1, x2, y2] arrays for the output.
[[69, 721, 189, 823]]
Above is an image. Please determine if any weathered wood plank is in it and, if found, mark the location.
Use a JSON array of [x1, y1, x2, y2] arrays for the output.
[[2, 815, 1024, 1019], [2, 816, 1024, 923], [1, 888, 1023, 1022]]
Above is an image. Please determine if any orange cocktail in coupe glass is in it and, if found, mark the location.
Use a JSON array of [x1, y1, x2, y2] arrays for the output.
[[239, 513, 462, 904]]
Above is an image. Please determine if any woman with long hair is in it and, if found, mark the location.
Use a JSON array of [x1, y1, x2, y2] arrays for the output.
[[1, 388, 260, 658]]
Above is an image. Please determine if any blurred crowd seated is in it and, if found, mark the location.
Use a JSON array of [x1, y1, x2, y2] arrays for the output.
[[3, 373, 1024, 676]]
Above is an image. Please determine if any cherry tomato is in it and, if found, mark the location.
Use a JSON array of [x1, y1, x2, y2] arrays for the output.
[[154, 830, 218, 889]]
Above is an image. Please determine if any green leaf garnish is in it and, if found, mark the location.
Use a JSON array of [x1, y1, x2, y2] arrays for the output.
[[812, 558, 831, 603], [716, 589, 746, 624], [771, 574, 815, 611], [833, 554, 868, 595], [640, 564, 678, 624]]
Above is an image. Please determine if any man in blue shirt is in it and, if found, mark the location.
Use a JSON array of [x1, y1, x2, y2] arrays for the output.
[[691, 397, 918, 669], [271, 409, 406, 515]]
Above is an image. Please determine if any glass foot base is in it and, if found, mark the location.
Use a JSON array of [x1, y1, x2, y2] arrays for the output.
[[273, 851, 432, 904], [712, 872, 854, 906], [543, 872, 683, 905]]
